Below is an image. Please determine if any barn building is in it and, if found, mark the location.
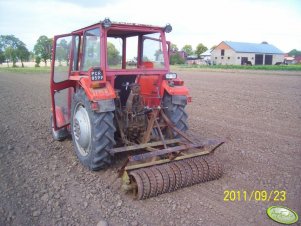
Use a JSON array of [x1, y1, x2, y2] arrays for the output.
[[211, 41, 284, 65]]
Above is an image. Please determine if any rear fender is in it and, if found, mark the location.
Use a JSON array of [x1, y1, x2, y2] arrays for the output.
[[79, 77, 116, 101], [79, 77, 116, 112], [161, 80, 189, 97]]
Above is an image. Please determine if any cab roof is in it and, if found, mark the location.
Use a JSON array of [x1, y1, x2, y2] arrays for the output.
[[72, 21, 165, 34]]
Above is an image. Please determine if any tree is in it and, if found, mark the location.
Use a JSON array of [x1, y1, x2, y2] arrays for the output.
[[0, 40, 5, 64], [0, 42, 3, 64], [29, 51, 35, 62], [17, 45, 29, 67], [4, 47, 17, 67], [35, 56, 41, 67], [170, 53, 185, 65], [107, 42, 121, 65], [0, 35, 29, 67], [170, 43, 178, 52], [181, 44, 194, 56], [34, 35, 52, 66], [195, 43, 208, 58], [56, 39, 70, 66], [0, 50, 5, 64], [288, 49, 301, 57], [0, 35, 17, 67]]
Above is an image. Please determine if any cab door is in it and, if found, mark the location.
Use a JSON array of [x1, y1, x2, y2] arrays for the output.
[[50, 34, 79, 130]]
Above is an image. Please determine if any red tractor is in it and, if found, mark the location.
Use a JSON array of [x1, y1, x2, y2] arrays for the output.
[[50, 19, 223, 199]]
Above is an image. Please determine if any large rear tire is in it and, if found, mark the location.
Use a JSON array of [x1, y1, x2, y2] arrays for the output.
[[71, 89, 116, 171], [163, 93, 188, 135]]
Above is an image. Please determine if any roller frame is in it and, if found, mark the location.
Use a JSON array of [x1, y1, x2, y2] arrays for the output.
[[113, 108, 225, 199]]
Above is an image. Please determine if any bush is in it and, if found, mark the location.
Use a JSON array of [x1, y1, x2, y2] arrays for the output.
[[170, 53, 185, 65], [35, 56, 41, 67]]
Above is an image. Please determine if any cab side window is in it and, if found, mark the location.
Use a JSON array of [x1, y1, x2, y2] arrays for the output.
[[82, 28, 101, 71], [72, 35, 80, 71], [53, 36, 72, 83]]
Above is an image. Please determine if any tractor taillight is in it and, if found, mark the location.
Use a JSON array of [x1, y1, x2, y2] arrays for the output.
[[173, 80, 184, 86]]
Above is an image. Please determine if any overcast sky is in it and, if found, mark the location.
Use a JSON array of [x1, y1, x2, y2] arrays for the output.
[[0, 0, 300, 53]]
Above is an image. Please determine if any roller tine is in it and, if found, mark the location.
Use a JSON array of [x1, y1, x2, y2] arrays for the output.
[[181, 160, 194, 187], [193, 156, 209, 182], [164, 164, 177, 192], [173, 161, 188, 188], [139, 169, 152, 199], [202, 155, 219, 181], [129, 171, 144, 200], [212, 155, 223, 179], [169, 162, 182, 191], [156, 165, 170, 194], [184, 159, 199, 185], [152, 167, 165, 196], [143, 167, 157, 198], [190, 158, 203, 184]]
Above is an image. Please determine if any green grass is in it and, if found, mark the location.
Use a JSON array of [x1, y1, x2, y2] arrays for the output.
[[173, 64, 301, 71], [0, 66, 51, 74], [1, 63, 301, 74]]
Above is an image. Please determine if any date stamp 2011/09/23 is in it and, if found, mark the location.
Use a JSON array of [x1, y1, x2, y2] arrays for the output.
[[223, 190, 286, 202]]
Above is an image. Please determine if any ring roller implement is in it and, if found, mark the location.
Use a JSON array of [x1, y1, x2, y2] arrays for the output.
[[127, 155, 223, 200], [115, 137, 224, 200]]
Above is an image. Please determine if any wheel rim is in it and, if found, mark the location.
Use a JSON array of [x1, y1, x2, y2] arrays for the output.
[[73, 103, 91, 156]]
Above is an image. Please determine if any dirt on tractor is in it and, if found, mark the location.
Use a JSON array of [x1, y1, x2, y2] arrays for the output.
[[0, 69, 301, 226]]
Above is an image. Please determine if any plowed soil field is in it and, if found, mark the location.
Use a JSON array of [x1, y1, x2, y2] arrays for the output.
[[1, 69, 300, 226]]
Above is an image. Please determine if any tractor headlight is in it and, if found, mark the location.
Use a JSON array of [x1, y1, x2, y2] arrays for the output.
[[165, 72, 177, 79]]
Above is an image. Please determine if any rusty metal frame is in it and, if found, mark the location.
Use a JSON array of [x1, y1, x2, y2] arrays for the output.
[[113, 107, 225, 198], [128, 139, 222, 162], [124, 139, 224, 171], [109, 138, 182, 154], [110, 107, 225, 176], [125, 150, 211, 171]]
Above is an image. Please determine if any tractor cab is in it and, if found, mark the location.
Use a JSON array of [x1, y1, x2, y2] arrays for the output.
[[50, 19, 177, 132]]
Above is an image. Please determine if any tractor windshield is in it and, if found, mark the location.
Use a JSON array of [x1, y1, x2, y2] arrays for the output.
[[106, 29, 166, 70]]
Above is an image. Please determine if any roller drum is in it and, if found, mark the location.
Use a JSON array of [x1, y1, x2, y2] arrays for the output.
[[129, 154, 223, 199]]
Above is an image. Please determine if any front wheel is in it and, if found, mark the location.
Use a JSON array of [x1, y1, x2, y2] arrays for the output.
[[71, 89, 116, 171]]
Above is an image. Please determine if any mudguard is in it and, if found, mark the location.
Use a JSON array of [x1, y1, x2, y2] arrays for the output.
[[79, 77, 116, 101], [161, 80, 189, 96]]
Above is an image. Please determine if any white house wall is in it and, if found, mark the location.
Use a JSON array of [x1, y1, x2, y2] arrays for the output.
[[211, 42, 284, 65], [211, 48, 236, 65], [272, 54, 284, 64], [211, 50, 256, 65], [211, 52, 284, 65]]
